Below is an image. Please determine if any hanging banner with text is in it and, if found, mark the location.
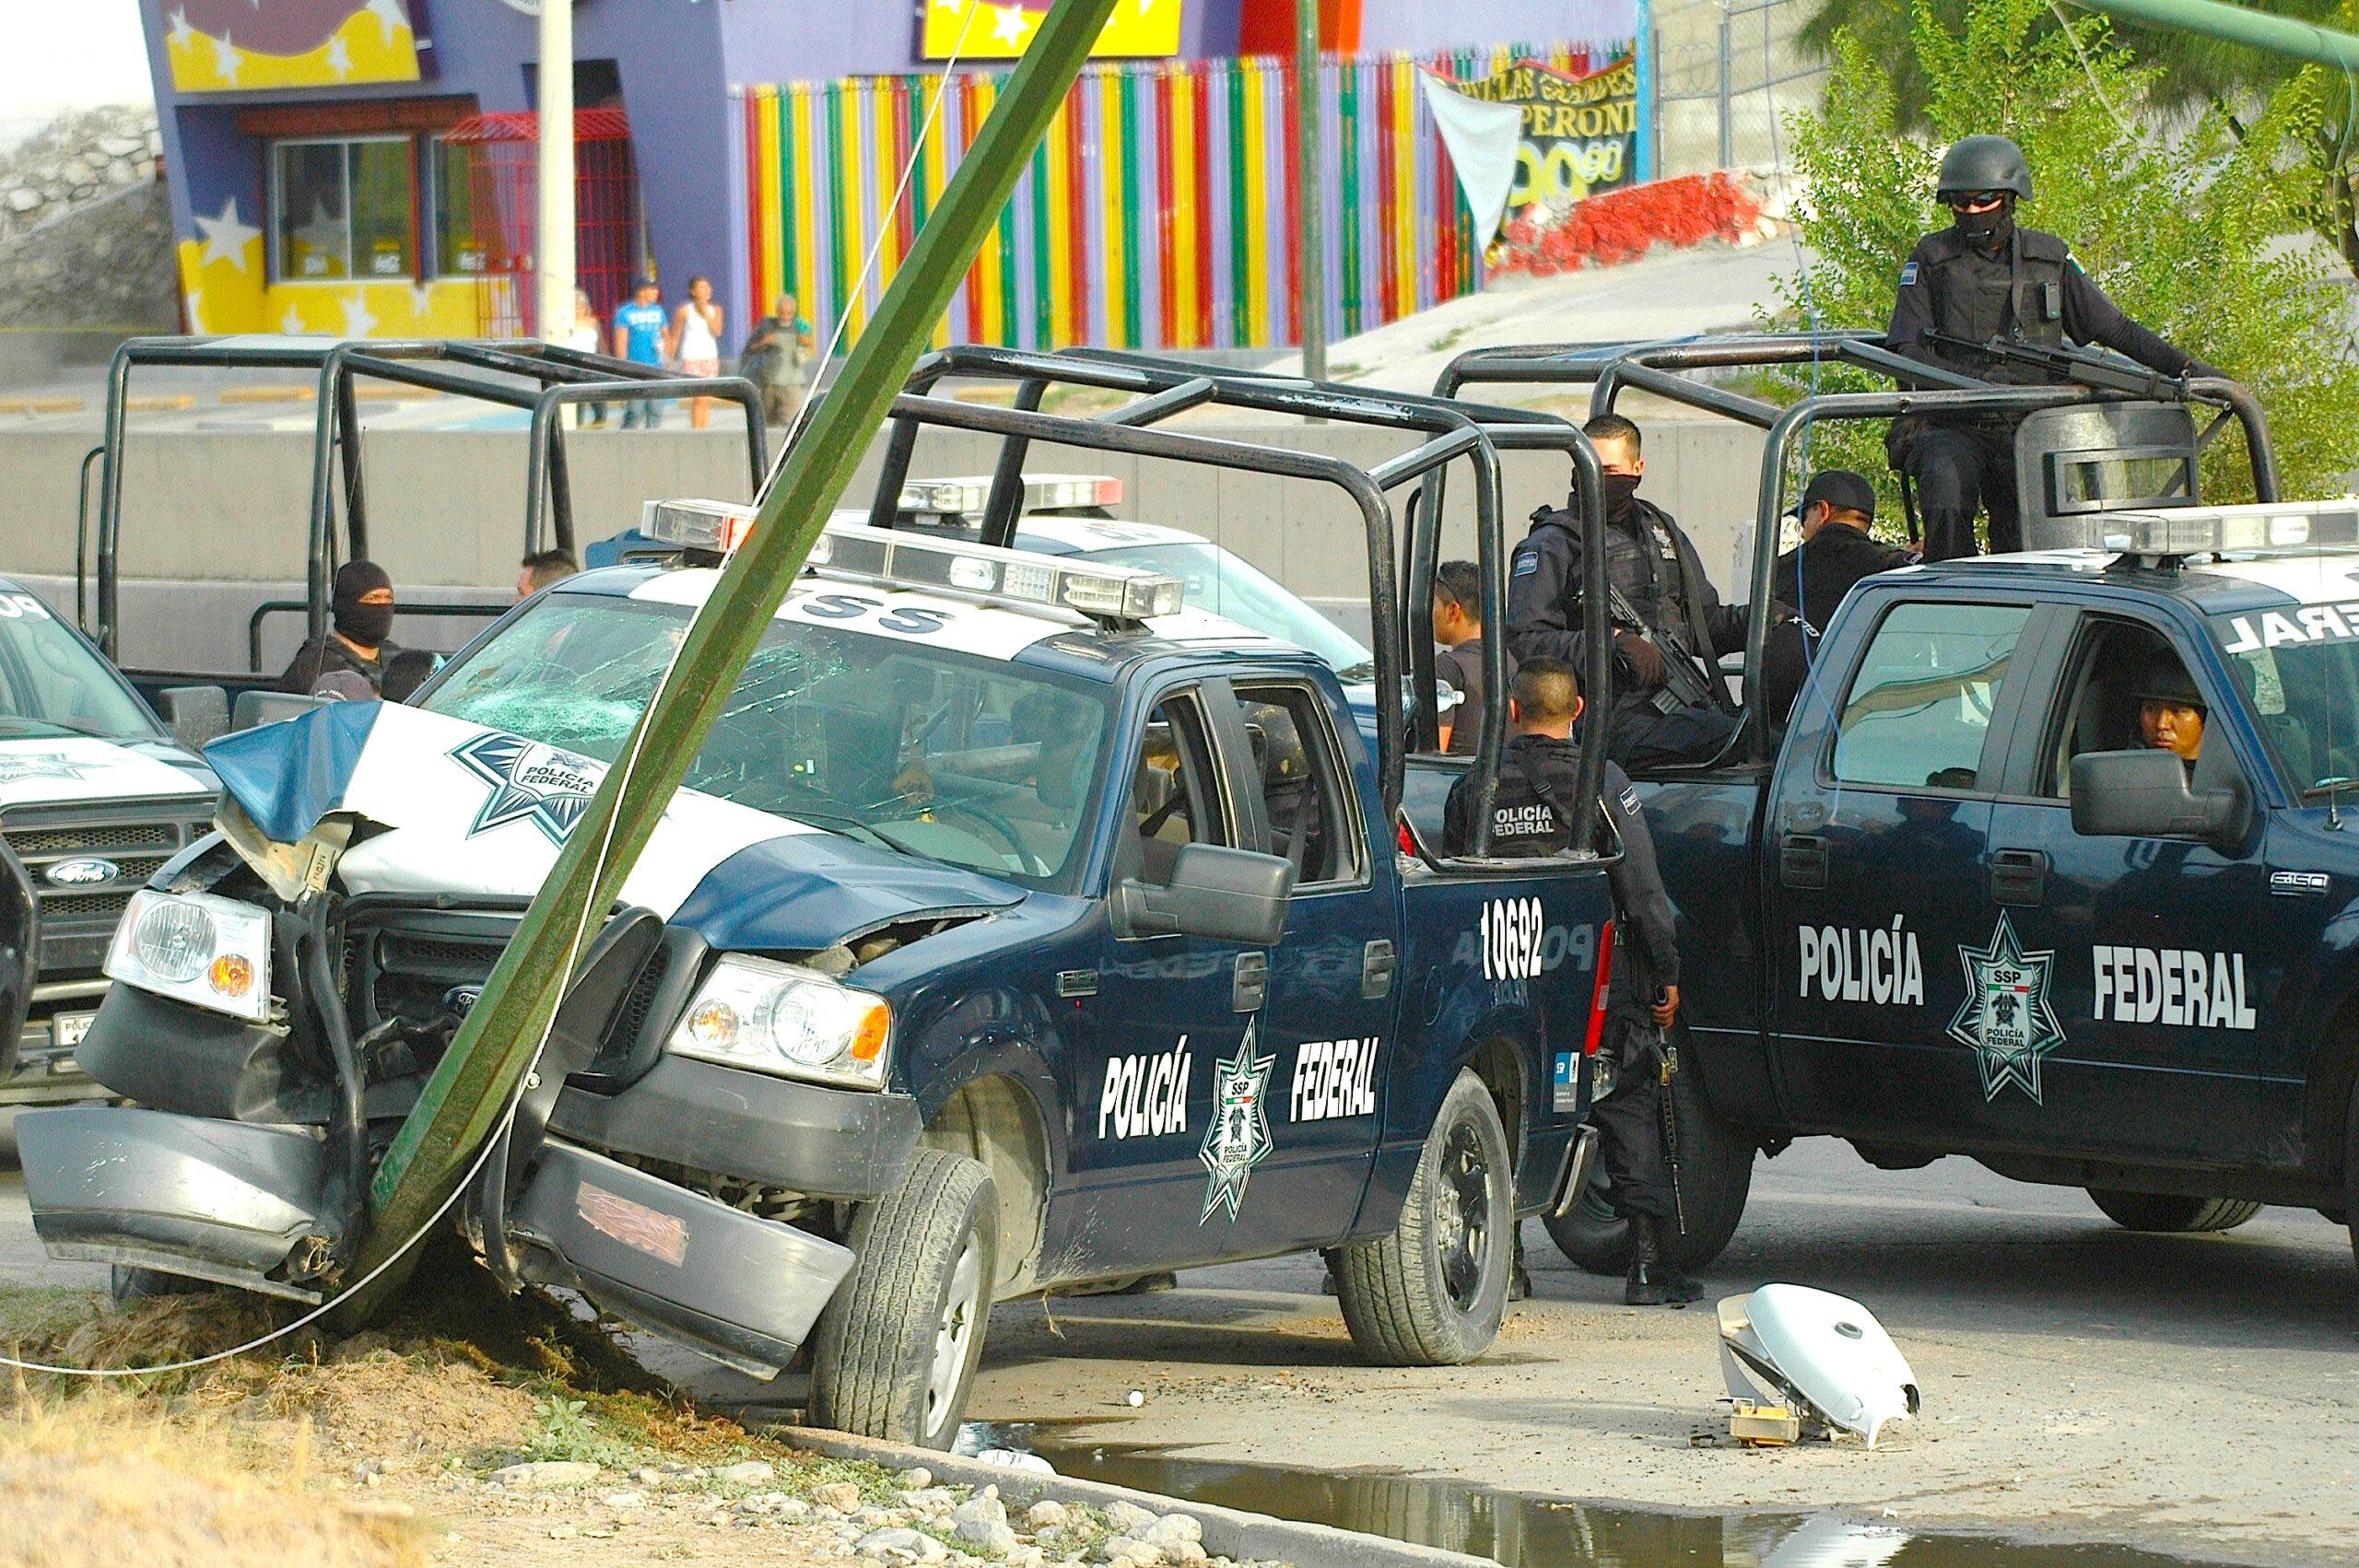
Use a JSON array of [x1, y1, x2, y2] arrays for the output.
[[1452, 54, 1638, 213]]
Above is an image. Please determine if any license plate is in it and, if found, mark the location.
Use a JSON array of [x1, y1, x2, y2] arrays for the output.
[[53, 1012, 93, 1050]]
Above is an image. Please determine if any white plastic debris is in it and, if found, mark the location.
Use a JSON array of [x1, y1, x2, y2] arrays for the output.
[[971, 1447, 1056, 1475], [1718, 1284, 1919, 1447], [1126, 1389, 1145, 1408]]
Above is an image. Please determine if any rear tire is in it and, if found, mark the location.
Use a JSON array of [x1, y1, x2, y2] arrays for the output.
[[1332, 1068, 1512, 1366], [807, 1148, 998, 1449], [2086, 1188, 2261, 1234], [1542, 1049, 1754, 1275]]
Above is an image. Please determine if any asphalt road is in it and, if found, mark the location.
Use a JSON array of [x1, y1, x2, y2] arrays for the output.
[[4, 1140, 2354, 1565]]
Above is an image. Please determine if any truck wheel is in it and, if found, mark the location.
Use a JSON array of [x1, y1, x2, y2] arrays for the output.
[[1332, 1069, 1513, 1366], [1541, 1059, 1755, 1276], [2085, 1188, 2261, 1233], [807, 1147, 998, 1449]]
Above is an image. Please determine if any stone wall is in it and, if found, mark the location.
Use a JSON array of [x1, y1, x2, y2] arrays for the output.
[[0, 107, 177, 333]]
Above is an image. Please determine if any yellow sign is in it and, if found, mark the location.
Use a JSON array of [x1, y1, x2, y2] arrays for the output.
[[168, 0, 423, 94], [921, 0, 1182, 61]]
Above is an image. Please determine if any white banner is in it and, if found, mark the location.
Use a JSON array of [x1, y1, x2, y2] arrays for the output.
[[1417, 71, 1527, 250]]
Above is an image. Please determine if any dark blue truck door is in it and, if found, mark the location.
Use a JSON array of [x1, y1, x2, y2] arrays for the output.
[[1211, 678, 1397, 1254], [1065, 684, 1254, 1273], [1765, 596, 2048, 1139], [1979, 608, 2271, 1161]]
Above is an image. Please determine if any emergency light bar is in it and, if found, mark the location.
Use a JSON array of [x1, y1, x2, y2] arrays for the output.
[[898, 473, 1122, 518], [640, 499, 1185, 622], [2104, 500, 2359, 559]]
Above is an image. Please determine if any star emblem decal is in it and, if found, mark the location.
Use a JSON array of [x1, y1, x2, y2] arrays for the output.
[[1198, 1022, 1274, 1223], [0, 751, 93, 786], [449, 732, 604, 846], [1947, 911, 2066, 1104]]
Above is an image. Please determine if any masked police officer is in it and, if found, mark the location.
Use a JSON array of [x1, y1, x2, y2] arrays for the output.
[[1507, 414, 1745, 772], [1442, 657, 1697, 1305], [1888, 135, 2220, 562]]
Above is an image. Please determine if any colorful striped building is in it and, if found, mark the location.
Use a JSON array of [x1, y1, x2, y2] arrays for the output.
[[135, 0, 1638, 355]]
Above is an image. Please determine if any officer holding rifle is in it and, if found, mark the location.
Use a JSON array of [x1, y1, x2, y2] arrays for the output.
[[1507, 414, 1748, 771], [1887, 134, 2222, 561]]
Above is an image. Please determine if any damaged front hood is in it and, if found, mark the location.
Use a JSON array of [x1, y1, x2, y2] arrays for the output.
[[201, 702, 1016, 929], [205, 703, 800, 916]]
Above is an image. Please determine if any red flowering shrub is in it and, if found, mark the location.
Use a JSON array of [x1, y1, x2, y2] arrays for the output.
[[1491, 172, 1764, 277]]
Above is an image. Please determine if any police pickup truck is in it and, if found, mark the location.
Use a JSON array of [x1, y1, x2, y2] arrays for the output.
[[1561, 501, 2359, 1275], [23, 496, 1614, 1446], [0, 580, 211, 1103]]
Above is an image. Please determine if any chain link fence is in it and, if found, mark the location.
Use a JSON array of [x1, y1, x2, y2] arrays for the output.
[[1650, 0, 1825, 180]]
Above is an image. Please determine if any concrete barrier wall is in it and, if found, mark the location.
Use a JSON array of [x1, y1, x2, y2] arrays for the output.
[[0, 417, 1773, 673]]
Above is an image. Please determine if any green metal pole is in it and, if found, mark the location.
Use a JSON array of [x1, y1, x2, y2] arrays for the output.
[[2070, 0, 2359, 68], [1297, 0, 1326, 384], [352, 0, 1122, 1283]]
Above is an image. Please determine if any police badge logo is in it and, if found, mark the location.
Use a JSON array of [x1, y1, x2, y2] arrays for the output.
[[1198, 1022, 1274, 1223], [449, 732, 604, 845], [0, 750, 93, 786], [1947, 911, 2065, 1104]]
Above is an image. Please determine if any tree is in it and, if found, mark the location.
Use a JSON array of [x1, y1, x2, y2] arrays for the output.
[[1800, 0, 2359, 273], [1772, 0, 2359, 515]]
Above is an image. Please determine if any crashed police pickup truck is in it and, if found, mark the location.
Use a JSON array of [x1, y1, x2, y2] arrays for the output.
[[0, 581, 211, 1104], [22, 376, 1624, 1446]]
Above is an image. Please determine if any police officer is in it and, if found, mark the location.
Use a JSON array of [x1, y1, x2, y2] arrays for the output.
[[1507, 414, 1744, 772], [1888, 135, 2220, 562], [1762, 470, 1919, 722], [1441, 657, 1697, 1305], [2133, 652, 2207, 767]]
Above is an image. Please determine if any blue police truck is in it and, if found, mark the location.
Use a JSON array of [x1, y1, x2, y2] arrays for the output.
[[1442, 333, 2359, 1278], [21, 362, 1625, 1448]]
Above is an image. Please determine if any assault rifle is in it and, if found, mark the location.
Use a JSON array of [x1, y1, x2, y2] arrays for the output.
[[1923, 331, 2195, 402], [1605, 579, 1716, 715]]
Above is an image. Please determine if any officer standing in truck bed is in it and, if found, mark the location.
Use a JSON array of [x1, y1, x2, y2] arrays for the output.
[[1887, 134, 2219, 561]]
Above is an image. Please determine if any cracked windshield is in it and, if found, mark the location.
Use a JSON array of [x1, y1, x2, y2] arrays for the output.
[[423, 591, 1111, 889]]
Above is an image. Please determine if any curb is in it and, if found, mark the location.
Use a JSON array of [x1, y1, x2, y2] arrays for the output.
[[777, 1428, 1493, 1568]]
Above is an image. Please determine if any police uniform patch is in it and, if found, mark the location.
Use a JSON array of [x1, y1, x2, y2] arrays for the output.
[[1512, 551, 1541, 578], [1618, 785, 1642, 816], [1899, 261, 1919, 286]]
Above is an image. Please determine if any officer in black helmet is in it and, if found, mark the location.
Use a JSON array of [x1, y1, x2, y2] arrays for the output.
[[1887, 135, 2221, 562]]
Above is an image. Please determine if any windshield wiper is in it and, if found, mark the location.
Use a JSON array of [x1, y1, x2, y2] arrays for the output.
[[0, 715, 128, 742], [774, 806, 893, 850]]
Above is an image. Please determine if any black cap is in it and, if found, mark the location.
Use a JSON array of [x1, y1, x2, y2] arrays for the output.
[[1801, 470, 1876, 521], [2133, 653, 2204, 710]]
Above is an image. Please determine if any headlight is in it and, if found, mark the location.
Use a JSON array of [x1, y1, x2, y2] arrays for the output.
[[105, 890, 273, 1024], [666, 954, 890, 1089]]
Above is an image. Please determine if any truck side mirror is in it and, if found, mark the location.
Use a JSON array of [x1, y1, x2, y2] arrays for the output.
[[152, 685, 229, 751], [2070, 748, 2250, 848], [1114, 843, 1295, 947]]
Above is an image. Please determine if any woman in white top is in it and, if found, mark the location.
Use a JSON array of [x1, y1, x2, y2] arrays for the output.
[[673, 275, 723, 430], [568, 287, 606, 427]]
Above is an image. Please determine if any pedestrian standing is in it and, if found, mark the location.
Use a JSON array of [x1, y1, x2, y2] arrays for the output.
[[613, 277, 671, 429], [674, 275, 723, 431], [741, 291, 816, 437], [568, 287, 606, 427]]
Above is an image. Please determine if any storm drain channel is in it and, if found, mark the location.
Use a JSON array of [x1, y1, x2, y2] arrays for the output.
[[958, 1422, 2246, 1568]]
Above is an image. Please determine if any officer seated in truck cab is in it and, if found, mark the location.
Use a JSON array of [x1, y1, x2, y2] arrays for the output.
[[2051, 627, 2208, 793], [2134, 655, 2207, 769]]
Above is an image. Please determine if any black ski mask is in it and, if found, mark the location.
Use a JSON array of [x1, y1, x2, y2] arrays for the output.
[[1952, 194, 2014, 252], [333, 560, 395, 649], [1602, 472, 1643, 526]]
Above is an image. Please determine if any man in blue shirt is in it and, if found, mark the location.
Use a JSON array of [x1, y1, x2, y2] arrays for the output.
[[612, 276, 672, 429]]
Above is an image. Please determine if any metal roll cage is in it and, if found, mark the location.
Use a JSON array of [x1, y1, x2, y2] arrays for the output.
[[1435, 331, 2281, 766], [89, 336, 767, 661], [863, 345, 1615, 862]]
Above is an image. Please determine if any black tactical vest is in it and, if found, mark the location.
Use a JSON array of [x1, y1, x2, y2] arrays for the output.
[[1921, 226, 2069, 384], [1483, 738, 1585, 857]]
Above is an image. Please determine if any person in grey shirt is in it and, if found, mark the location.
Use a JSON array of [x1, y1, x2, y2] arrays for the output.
[[1432, 559, 1510, 757]]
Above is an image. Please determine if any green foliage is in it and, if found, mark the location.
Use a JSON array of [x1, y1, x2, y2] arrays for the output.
[[522, 1393, 640, 1469], [1773, 0, 2359, 516]]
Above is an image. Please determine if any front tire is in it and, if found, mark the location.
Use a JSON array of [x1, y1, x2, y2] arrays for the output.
[[807, 1147, 998, 1448], [1332, 1068, 1512, 1366], [2085, 1188, 2261, 1234], [1542, 1048, 1755, 1275]]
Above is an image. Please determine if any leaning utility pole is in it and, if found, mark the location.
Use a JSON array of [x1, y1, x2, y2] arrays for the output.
[[351, 0, 1123, 1287], [2071, 0, 2359, 67], [1296, 0, 1326, 383], [536, 0, 575, 343]]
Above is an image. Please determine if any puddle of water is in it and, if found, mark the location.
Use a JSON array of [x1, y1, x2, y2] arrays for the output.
[[958, 1422, 2245, 1568]]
